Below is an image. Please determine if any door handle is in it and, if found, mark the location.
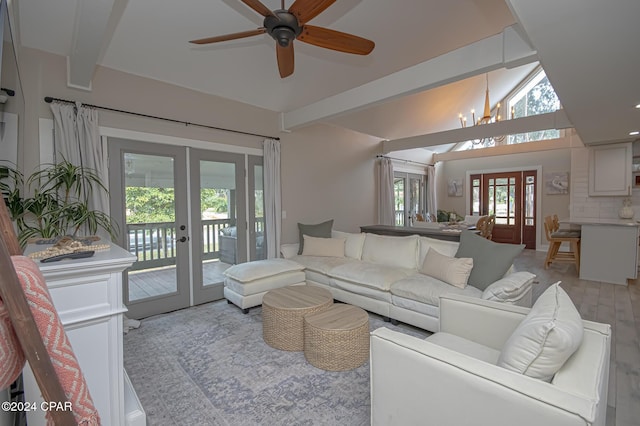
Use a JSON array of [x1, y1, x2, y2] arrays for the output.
[[179, 236, 188, 243]]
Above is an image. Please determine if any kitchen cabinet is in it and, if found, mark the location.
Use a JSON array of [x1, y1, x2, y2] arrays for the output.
[[588, 142, 632, 196], [563, 218, 639, 285]]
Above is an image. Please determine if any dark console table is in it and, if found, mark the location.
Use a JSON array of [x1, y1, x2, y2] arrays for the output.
[[360, 224, 466, 242]]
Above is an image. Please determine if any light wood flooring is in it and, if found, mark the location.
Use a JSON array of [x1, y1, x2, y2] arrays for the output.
[[515, 249, 640, 426], [127, 260, 230, 301]]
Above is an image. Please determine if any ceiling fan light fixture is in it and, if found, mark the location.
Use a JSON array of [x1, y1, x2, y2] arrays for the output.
[[273, 26, 296, 47]]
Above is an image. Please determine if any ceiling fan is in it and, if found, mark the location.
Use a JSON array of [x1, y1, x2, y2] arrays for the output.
[[190, 0, 375, 78]]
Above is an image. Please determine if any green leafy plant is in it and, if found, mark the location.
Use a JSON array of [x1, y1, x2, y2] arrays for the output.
[[0, 160, 117, 247]]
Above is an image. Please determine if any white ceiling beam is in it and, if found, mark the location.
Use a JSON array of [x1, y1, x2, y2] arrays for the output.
[[382, 109, 572, 153], [67, 0, 125, 90], [281, 24, 538, 131]]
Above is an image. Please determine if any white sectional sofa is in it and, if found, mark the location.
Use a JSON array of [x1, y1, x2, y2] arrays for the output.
[[280, 230, 533, 332]]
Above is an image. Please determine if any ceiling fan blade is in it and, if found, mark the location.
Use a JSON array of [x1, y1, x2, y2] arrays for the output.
[[276, 43, 294, 78], [240, 0, 275, 18], [297, 25, 374, 55], [189, 28, 266, 45], [288, 0, 336, 24]]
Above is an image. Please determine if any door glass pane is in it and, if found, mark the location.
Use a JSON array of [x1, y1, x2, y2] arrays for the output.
[[409, 177, 421, 220], [125, 153, 177, 302], [252, 164, 266, 261], [201, 160, 236, 287], [394, 177, 405, 226]]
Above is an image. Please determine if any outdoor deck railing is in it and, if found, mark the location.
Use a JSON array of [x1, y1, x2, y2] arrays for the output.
[[127, 218, 264, 271]]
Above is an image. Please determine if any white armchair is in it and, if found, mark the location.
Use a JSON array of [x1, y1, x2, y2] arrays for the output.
[[370, 294, 611, 426]]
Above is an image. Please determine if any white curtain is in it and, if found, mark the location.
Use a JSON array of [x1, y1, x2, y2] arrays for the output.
[[426, 165, 437, 220], [76, 107, 108, 216], [50, 102, 109, 234], [263, 138, 281, 258], [377, 157, 395, 225], [50, 102, 80, 165]]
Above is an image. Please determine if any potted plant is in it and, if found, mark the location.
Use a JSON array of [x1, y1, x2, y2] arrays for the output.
[[0, 159, 117, 247]]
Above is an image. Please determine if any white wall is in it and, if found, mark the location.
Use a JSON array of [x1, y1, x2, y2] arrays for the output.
[[280, 124, 381, 243], [18, 47, 383, 246], [436, 147, 572, 220]]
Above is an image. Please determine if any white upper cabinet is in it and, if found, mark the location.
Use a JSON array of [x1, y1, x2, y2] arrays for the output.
[[588, 143, 632, 196]]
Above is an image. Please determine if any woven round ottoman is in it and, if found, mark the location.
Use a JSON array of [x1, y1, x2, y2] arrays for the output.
[[262, 285, 333, 351], [303, 304, 370, 371]]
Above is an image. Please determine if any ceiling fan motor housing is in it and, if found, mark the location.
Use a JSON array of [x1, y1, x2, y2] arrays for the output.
[[264, 10, 302, 47]]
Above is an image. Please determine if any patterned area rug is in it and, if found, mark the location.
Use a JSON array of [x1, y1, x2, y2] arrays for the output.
[[124, 300, 430, 426]]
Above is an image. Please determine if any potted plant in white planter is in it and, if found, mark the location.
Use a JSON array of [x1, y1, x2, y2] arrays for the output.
[[0, 160, 117, 247]]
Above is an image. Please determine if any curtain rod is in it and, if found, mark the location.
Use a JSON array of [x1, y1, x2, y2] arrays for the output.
[[43, 96, 280, 141], [376, 154, 433, 167]]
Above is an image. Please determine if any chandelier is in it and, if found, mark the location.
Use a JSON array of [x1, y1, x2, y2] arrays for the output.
[[458, 74, 510, 146]]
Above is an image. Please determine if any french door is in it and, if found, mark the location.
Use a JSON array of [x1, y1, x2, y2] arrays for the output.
[[470, 170, 536, 248], [109, 138, 262, 318]]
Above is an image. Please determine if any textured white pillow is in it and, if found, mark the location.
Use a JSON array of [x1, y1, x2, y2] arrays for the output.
[[332, 230, 366, 259], [361, 234, 419, 269], [419, 248, 474, 289], [418, 236, 459, 265], [497, 282, 583, 382], [302, 235, 346, 257], [482, 272, 536, 303]]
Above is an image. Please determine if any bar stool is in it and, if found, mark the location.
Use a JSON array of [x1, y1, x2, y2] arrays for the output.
[[543, 215, 581, 273]]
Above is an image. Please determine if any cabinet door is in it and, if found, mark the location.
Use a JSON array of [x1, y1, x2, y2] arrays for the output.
[[588, 143, 632, 196]]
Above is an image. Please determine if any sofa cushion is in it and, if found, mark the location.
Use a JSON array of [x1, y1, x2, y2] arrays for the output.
[[224, 271, 306, 296], [223, 259, 304, 283], [420, 248, 473, 289], [298, 219, 333, 254], [455, 231, 524, 291], [497, 283, 584, 382], [426, 332, 501, 364], [331, 278, 392, 302], [482, 272, 536, 303], [361, 233, 419, 270], [302, 235, 346, 257], [329, 262, 414, 291], [390, 274, 482, 307], [291, 255, 356, 275], [332, 230, 366, 259], [418, 237, 459, 265]]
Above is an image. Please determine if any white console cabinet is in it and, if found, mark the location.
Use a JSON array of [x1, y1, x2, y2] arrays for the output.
[[588, 142, 632, 196], [22, 243, 145, 426]]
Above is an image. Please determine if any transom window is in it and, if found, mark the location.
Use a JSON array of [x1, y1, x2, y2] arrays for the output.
[[507, 68, 561, 144]]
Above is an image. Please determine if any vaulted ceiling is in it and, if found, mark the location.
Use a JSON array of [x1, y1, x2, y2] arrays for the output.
[[15, 0, 640, 148]]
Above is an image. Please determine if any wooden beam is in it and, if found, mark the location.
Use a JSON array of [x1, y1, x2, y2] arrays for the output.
[[382, 109, 572, 153], [0, 196, 21, 256], [281, 24, 538, 130]]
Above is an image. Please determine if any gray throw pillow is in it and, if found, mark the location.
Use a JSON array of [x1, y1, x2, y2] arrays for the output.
[[455, 231, 524, 290], [297, 219, 333, 254]]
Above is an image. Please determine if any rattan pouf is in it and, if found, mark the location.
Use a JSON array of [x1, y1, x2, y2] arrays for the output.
[[262, 285, 333, 351], [303, 304, 370, 371]]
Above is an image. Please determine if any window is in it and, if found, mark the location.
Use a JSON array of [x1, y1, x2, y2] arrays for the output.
[[507, 68, 561, 144], [394, 172, 426, 226], [456, 67, 562, 151]]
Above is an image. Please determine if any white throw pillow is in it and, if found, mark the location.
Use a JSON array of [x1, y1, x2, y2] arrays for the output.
[[419, 248, 473, 289], [497, 282, 583, 382], [482, 271, 536, 303], [332, 230, 366, 259], [361, 233, 419, 269], [302, 235, 346, 257]]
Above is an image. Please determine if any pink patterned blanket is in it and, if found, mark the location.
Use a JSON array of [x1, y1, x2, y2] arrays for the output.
[[7, 256, 101, 426]]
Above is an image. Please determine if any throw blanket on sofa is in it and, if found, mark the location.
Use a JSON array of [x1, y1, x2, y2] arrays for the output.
[[9, 256, 100, 426]]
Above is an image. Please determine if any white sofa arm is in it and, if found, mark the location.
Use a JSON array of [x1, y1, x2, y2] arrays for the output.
[[439, 294, 530, 350], [370, 327, 600, 426]]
